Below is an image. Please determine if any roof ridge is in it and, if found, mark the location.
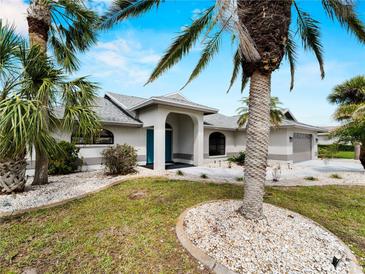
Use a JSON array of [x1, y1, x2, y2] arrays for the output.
[[107, 91, 147, 100]]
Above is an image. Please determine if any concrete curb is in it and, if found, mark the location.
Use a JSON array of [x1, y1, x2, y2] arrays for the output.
[[176, 200, 363, 274], [176, 202, 237, 274]]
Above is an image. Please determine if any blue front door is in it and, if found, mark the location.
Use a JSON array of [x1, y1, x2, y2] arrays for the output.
[[146, 129, 154, 165], [146, 128, 173, 165]]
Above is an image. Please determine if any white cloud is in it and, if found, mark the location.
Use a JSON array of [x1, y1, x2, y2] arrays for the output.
[[85, 36, 161, 86], [0, 0, 28, 36]]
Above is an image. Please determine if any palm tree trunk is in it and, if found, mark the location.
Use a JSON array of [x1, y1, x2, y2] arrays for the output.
[[239, 70, 271, 220], [27, 0, 51, 185], [354, 142, 361, 160], [0, 158, 27, 194]]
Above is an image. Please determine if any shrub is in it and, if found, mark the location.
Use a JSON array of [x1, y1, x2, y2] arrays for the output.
[[228, 151, 245, 166], [48, 141, 82, 175], [176, 170, 184, 176], [102, 144, 137, 175], [235, 177, 244, 182], [200, 173, 208, 179], [304, 176, 318, 181], [330, 173, 342, 179]]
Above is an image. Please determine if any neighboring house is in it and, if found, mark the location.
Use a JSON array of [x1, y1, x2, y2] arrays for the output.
[[317, 126, 338, 145], [50, 92, 325, 171]]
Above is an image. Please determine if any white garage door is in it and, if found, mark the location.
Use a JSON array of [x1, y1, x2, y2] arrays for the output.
[[293, 133, 312, 163]]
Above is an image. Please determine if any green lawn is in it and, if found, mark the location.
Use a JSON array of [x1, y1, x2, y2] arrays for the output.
[[333, 150, 355, 159], [1, 178, 364, 273]]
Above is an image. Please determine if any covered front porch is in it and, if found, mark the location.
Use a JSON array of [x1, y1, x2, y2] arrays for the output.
[[141, 108, 205, 171]]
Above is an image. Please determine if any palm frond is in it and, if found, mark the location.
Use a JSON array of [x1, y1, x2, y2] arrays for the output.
[[226, 49, 241, 93], [334, 103, 362, 121], [236, 96, 283, 128], [62, 77, 101, 137], [100, 0, 161, 29], [285, 30, 297, 91], [146, 6, 215, 84], [322, 0, 365, 44], [49, 33, 79, 72], [181, 30, 222, 90], [0, 97, 58, 158], [0, 21, 23, 78], [49, 0, 98, 72], [294, 2, 325, 79], [240, 64, 249, 93], [328, 75, 365, 104]]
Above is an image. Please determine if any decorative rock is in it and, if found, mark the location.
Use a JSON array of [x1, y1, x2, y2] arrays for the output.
[[181, 200, 362, 274]]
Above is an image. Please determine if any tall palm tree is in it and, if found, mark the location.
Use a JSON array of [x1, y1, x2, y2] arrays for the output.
[[0, 22, 100, 193], [102, 0, 365, 219], [26, 0, 99, 185], [328, 75, 365, 168], [237, 97, 284, 128]]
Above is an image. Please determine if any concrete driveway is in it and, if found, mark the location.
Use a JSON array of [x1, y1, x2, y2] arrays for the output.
[[169, 159, 365, 186]]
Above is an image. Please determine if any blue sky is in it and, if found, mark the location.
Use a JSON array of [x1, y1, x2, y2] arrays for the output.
[[2, 0, 365, 126]]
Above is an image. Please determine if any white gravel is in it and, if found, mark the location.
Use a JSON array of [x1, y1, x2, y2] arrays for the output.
[[0, 167, 163, 214], [184, 200, 359, 274], [168, 159, 365, 186]]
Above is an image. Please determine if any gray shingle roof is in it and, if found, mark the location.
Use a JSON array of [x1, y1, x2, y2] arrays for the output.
[[107, 91, 218, 114], [106, 92, 147, 109], [204, 113, 240, 129], [204, 113, 325, 132], [54, 97, 142, 126]]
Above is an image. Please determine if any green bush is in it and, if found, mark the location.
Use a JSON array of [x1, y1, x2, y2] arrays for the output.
[[228, 151, 245, 166], [48, 141, 82, 175], [102, 144, 137, 175]]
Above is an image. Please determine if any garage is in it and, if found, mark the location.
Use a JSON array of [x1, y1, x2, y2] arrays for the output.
[[293, 133, 312, 162]]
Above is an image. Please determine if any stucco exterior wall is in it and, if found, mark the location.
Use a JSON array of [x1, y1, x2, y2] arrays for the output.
[[203, 128, 238, 162], [203, 127, 317, 163]]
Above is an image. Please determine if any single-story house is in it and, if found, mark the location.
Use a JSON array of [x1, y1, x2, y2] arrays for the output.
[[52, 92, 325, 171]]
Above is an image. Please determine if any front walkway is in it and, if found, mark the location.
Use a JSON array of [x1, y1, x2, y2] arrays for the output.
[[168, 159, 365, 186]]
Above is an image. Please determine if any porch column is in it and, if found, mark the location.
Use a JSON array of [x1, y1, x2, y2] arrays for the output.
[[154, 117, 165, 171], [193, 116, 204, 166]]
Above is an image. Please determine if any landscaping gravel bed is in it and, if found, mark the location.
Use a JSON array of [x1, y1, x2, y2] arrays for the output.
[[0, 167, 161, 215], [183, 200, 361, 273]]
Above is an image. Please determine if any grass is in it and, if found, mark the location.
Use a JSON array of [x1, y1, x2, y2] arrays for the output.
[[0, 178, 364, 273], [333, 151, 355, 159], [304, 176, 318, 181]]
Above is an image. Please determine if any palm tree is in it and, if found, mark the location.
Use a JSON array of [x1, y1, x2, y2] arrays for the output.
[[0, 22, 100, 193], [26, 0, 99, 185], [328, 76, 365, 169], [237, 97, 284, 128], [102, 0, 365, 219]]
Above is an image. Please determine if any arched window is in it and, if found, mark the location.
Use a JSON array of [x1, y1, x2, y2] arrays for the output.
[[72, 129, 114, 145], [209, 132, 225, 156]]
